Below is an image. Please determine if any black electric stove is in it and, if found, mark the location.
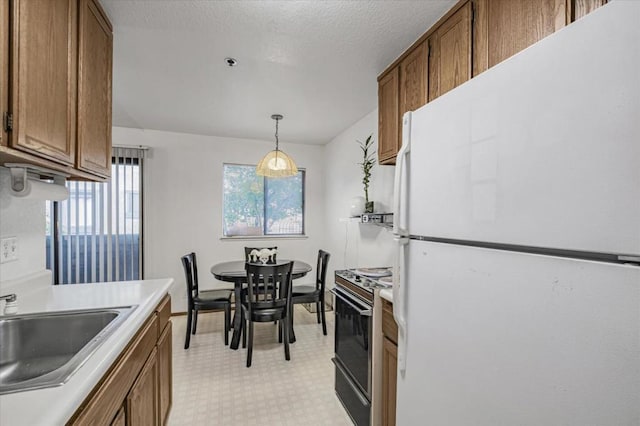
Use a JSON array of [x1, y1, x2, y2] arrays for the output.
[[332, 268, 391, 426]]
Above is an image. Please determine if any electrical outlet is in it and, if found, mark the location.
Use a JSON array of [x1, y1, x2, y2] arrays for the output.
[[1, 237, 18, 263]]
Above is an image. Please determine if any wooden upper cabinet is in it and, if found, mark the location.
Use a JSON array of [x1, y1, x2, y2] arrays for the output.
[[10, 0, 77, 165], [77, 0, 113, 178], [428, 2, 472, 101], [378, 67, 400, 164], [376, 0, 604, 166], [569, 0, 607, 22], [399, 42, 428, 119], [474, 0, 566, 73], [1, 0, 8, 147]]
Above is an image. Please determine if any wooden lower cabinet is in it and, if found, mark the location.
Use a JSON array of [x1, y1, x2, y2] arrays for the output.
[[111, 406, 126, 426], [127, 348, 158, 426], [381, 299, 398, 426], [1, 0, 8, 147], [382, 337, 398, 426], [157, 322, 173, 425], [68, 295, 172, 426]]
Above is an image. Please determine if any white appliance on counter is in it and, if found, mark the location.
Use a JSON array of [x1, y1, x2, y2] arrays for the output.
[[392, 2, 640, 425]]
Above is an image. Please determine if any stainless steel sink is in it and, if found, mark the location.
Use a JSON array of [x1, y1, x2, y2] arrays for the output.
[[0, 306, 136, 395]]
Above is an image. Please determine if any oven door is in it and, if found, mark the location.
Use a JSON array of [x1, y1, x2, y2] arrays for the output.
[[332, 286, 373, 398]]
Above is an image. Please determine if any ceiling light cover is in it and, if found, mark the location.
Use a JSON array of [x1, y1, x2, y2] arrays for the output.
[[256, 115, 298, 178]]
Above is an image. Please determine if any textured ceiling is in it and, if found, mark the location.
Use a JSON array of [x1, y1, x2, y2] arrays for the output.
[[102, 0, 456, 145]]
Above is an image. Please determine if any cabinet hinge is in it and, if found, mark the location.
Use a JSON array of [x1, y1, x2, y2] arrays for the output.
[[3, 112, 13, 132]]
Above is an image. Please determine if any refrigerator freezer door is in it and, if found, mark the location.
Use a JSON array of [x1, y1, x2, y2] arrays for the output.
[[407, 2, 640, 256], [396, 240, 640, 426]]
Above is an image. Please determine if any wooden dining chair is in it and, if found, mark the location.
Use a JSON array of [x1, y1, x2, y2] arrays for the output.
[[290, 250, 331, 336], [241, 261, 294, 367], [181, 252, 232, 349]]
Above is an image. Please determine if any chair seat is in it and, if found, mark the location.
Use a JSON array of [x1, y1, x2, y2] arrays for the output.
[[248, 308, 286, 323], [195, 289, 232, 303], [291, 285, 317, 296]]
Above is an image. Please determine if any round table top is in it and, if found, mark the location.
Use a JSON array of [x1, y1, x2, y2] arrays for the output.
[[210, 259, 312, 282]]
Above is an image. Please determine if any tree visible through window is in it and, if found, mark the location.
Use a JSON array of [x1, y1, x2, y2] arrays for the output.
[[223, 164, 304, 237]]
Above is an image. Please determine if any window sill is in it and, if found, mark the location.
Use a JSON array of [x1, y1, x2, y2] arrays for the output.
[[220, 235, 308, 241]]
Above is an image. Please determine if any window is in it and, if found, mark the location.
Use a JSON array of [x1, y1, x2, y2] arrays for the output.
[[46, 147, 145, 284], [223, 164, 305, 237]]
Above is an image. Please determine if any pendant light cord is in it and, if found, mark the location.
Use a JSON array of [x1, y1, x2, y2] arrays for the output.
[[274, 117, 280, 152]]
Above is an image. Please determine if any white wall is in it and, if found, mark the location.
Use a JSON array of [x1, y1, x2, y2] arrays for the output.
[[323, 109, 395, 282], [0, 111, 394, 308], [113, 127, 326, 312], [0, 168, 47, 284]]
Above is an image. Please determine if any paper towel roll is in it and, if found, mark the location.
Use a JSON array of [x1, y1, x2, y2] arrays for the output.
[[10, 178, 69, 201]]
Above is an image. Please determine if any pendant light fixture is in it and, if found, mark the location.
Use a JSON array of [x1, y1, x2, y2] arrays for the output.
[[256, 114, 298, 178]]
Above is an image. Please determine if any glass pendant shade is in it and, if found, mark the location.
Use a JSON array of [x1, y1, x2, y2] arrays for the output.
[[256, 149, 298, 177], [256, 114, 298, 178]]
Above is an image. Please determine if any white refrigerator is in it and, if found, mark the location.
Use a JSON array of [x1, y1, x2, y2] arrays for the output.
[[392, 2, 640, 425]]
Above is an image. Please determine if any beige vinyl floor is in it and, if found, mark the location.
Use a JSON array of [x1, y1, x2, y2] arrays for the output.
[[167, 306, 352, 426]]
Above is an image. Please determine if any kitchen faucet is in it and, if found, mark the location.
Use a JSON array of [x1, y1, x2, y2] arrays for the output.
[[0, 293, 18, 315]]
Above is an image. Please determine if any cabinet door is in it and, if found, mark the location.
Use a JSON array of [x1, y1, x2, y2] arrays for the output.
[[399, 42, 428, 120], [474, 0, 566, 73], [428, 2, 472, 102], [10, 0, 77, 165], [378, 67, 400, 164], [127, 348, 158, 426], [157, 322, 173, 425], [569, 0, 607, 22], [77, 0, 112, 177], [110, 406, 126, 426], [382, 337, 398, 426], [1, 0, 8, 147]]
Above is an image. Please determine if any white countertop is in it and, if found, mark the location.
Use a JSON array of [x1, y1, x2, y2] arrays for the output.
[[0, 277, 173, 426], [379, 288, 393, 303]]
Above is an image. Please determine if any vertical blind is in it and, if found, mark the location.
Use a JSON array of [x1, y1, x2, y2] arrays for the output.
[[46, 147, 146, 284]]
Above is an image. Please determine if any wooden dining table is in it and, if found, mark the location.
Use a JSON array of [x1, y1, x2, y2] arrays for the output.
[[210, 259, 312, 349]]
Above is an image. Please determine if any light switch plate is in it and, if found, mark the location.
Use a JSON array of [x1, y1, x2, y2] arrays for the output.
[[1, 237, 18, 263]]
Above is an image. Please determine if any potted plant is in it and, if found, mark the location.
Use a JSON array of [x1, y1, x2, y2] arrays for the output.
[[358, 134, 376, 213]]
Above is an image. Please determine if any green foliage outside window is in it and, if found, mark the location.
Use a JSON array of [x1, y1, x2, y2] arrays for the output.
[[223, 164, 304, 236]]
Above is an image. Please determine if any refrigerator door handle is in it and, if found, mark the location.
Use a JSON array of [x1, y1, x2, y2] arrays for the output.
[[393, 112, 412, 237], [393, 235, 409, 375]]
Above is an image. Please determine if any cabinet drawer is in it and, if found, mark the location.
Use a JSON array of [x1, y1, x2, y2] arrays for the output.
[[156, 294, 171, 336], [381, 299, 398, 344]]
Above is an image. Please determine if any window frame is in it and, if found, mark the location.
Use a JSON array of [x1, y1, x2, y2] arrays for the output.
[[221, 163, 307, 239]]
